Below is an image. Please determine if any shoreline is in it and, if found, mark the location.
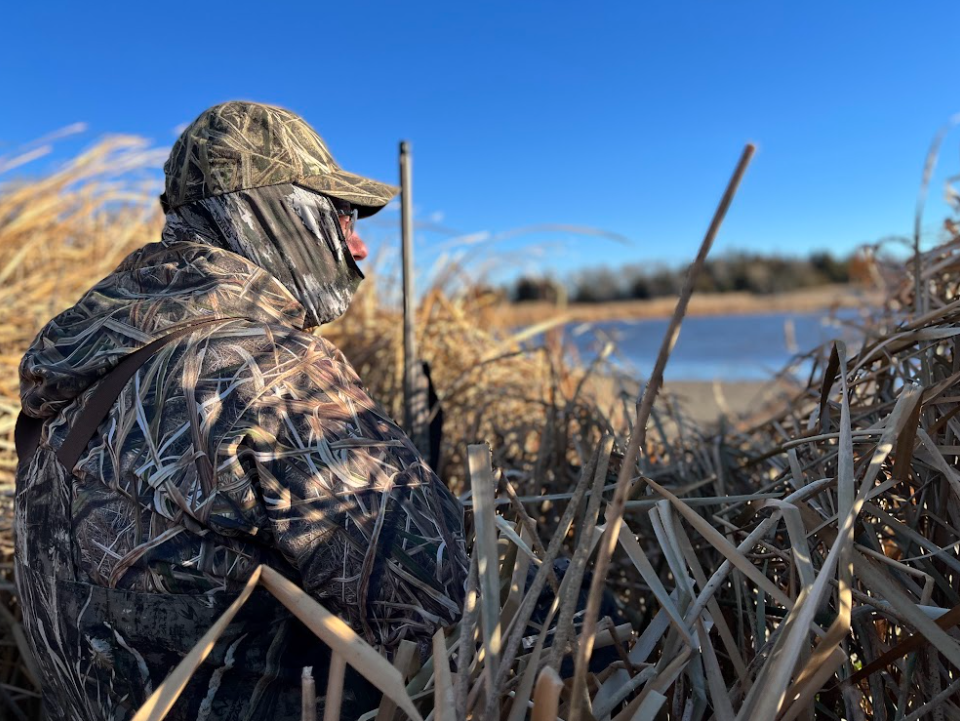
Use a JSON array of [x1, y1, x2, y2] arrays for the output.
[[491, 283, 880, 327], [653, 378, 796, 427], [586, 374, 799, 429]]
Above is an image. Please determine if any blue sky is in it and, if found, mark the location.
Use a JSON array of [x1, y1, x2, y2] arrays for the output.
[[3, 1, 960, 285]]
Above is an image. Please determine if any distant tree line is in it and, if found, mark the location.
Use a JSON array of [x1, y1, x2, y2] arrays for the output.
[[509, 251, 862, 303]]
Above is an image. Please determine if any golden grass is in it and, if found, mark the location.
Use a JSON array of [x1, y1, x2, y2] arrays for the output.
[[3, 133, 960, 720]]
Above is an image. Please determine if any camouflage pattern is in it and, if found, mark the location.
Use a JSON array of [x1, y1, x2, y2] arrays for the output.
[[161, 101, 399, 217], [162, 183, 365, 329], [15, 239, 467, 719]]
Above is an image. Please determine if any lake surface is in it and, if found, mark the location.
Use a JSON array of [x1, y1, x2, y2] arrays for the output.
[[566, 311, 860, 381]]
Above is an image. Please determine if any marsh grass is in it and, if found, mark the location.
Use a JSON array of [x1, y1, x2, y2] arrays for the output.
[[2, 134, 960, 720]]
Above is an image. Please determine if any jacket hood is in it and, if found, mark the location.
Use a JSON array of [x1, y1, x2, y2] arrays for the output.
[[19, 240, 306, 421]]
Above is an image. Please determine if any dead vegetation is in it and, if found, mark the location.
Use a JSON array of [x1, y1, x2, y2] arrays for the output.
[[2, 133, 960, 720]]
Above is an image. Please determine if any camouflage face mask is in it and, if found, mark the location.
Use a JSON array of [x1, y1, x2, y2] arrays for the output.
[[160, 184, 363, 329]]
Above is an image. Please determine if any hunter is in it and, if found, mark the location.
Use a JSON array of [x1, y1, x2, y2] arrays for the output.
[[15, 101, 468, 720]]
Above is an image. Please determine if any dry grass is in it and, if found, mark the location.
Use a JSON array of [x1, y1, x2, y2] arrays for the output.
[[3, 133, 960, 720]]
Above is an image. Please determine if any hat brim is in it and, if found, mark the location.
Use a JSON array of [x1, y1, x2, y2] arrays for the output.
[[298, 168, 399, 219]]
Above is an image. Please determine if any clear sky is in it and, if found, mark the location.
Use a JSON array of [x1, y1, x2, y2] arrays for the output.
[[3, 1, 960, 285]]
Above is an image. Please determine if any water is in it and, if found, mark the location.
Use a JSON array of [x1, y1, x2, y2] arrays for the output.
[[567, 311, 860, 381]]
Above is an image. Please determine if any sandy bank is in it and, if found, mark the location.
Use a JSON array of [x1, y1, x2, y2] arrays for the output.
[[492, 283, 879, 327], [586, 374, 797, 429]]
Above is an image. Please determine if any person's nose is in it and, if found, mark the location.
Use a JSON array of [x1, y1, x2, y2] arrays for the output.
[[346, 230, 368, 262]]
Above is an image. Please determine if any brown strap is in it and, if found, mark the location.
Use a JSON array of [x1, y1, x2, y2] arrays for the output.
[[56, 317, 234, 471], [15, 317, 232, 472], [14, 412, 43, 467]]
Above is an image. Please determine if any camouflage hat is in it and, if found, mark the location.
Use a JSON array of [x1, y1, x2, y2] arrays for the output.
[[161, 101, 399, 218]]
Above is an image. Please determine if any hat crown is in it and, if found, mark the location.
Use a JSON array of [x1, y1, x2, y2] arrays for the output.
[[163, 101, 339, 209]]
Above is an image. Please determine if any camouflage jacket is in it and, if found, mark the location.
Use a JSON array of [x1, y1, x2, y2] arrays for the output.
[[15, 240, 467, 720]]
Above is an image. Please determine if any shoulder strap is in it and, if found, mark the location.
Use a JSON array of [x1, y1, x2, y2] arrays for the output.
[[15, 317, 232, 472], [14, 412, 43, 468]]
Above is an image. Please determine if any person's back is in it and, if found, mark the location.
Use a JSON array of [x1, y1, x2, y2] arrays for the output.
[[15, 102, 468, 720]]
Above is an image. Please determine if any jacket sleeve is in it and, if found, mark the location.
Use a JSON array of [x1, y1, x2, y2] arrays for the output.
[[232, 331, 468, 651]]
